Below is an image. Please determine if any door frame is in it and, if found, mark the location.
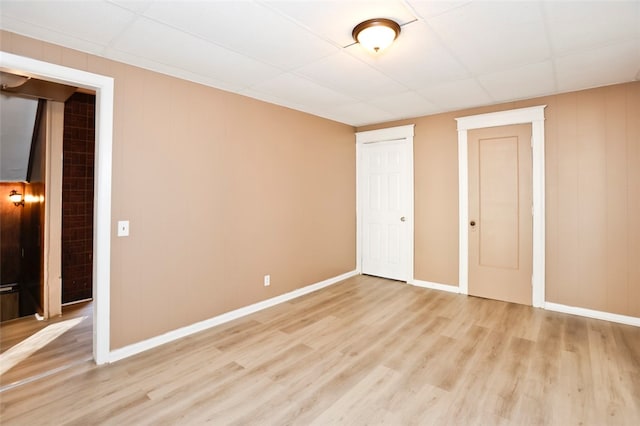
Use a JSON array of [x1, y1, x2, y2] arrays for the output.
[[456, 106, 546, 307], [1, 51, 114, 364], [356, 124, 415, 282], [44, 101, 64, 319]]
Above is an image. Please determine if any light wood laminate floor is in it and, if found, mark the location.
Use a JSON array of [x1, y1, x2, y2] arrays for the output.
[[1, 275, 639, 425], [0, 301, 92, 390]]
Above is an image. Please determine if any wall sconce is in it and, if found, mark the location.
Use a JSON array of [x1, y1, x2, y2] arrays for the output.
[[9, 190, 24, 207], [352, 18, 401, 53]]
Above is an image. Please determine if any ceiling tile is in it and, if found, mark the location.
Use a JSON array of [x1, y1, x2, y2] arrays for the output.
[[408, 0, 473, 19], [110, 17, 283, 89], [142, 1, 338, 70], [346, 21, 470, 88], [248, 73, 357, 110], [0, 0, 136, 46], [104, 47, 243, 94], [294, 51, 407, 101], [238, 88, 306, 113], [368, 91, 439, 119], [544, 0, 640, 55], [322, 102, 399, 127], [427, 1, 550, 75], [264, 0, 416, 47], [478, 60, 556, 102], [555, 39, 640, 92], [0, 15, 107, 55], [419, 78, 493, 111], [107, 0, 153, 14]]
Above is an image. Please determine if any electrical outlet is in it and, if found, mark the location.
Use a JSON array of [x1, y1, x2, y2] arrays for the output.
[[264, 275, 270, 287]]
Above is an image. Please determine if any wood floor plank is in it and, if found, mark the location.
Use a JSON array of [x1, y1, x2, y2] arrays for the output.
[[0, 301, 93, 390], [1, 276, 639, 425]]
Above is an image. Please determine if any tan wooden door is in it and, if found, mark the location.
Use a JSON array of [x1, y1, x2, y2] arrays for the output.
[[468, 124, 532, 305]]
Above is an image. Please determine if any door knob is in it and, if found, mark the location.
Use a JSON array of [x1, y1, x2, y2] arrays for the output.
[[470, 220, 476, 226], [400, 216, 406, 222]]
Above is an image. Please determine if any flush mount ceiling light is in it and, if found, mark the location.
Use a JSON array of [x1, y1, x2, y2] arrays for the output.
[[352, 18, 401, 53]]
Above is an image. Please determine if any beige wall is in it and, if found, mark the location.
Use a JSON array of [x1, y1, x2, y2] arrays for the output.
[[1, 31, 356, 349], [545, 84, 639, 318], [359, 81, 640, 318]]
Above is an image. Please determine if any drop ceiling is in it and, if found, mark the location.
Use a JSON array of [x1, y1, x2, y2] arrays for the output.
[[1, 0, 639, 126]]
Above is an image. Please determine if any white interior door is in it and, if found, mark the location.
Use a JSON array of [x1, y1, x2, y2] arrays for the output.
[[360, 139, 411, 281]]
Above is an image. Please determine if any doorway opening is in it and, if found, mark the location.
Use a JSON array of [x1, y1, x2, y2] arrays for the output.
[[0, 82, 97, 389], [1, 51, 114, 369]]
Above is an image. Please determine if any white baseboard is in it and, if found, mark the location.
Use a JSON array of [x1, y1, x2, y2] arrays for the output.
[[545, 302, 640, 327], [410, 282, 639, 328], [108, 270, 358, 363], [409, 279, 460, 294]]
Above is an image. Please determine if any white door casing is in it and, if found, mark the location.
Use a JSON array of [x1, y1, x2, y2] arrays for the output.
[[0, 51, 114, 364], [356, 125, 414, 282], [456, 106, 546, 308]]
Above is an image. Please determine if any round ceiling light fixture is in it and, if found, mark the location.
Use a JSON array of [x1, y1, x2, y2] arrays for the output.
[[352, 18, 401, 53]]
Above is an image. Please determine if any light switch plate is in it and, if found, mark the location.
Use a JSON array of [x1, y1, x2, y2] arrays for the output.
[[117, 220, 129, 237]]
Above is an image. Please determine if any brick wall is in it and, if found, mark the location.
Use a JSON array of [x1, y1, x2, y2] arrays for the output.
[[62, 92, 95, 304]]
